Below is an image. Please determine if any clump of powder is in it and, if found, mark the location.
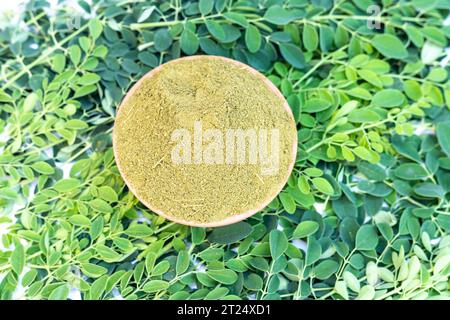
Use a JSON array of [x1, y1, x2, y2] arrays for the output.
[[113, 56, 297, 225]]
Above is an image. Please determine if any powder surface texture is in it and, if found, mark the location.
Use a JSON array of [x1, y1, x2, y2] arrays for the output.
[[114, 56, 297, 225]]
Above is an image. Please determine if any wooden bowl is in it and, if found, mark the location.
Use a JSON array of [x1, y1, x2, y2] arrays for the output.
[[113, 55, 297, 228]]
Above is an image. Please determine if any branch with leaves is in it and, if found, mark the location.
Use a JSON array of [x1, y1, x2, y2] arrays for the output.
[[0, 0, 449, 300]]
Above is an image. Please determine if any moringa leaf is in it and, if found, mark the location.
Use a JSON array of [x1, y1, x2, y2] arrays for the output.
[[356, 225, 379, 250], [372, 89, 405, 108], [293, 221, 319, 238], [394, 163, 429, 180], [436, 122, 450, 157], [269, 229, 288, 260], [245, 25, 261, 53], [207, 222, 252, 244], [1, 0, 448, 303], [372, 34, 408, 59], [279, 43, 305, 68]]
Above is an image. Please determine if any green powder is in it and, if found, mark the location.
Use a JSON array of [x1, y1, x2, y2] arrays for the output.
[[113, 56, 297, 225]]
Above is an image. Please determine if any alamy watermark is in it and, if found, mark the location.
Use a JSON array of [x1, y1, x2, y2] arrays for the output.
[[367, 5, 382, 30], [66, 15, 81, 30], [170, 121, 281, 176]]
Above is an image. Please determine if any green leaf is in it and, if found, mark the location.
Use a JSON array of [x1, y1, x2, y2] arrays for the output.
[[279, 192, 296, 213], [223, 12, 248, 28], [11, 241, 25, 275], [334, 25, 349, 47], [81, 263, 108, 278], [366, 261, 378, 285], [154, 28, 172, 51], [405, 79, 423, 101], [356, 285, 375, 300], [53, 178, 81, 192], [269, 229, 288, 260], [142, 280, 169, 293], [79, 36, 91, 53], [48, 284, 70, 300], [244, 274, 263, 291], [69, 214, 91, 227], [138, 52, 158, 67], [394, 163, 429, 180], [264, 5, 296, 25], [1, 0, 448, 303], [279, 43, 305, 68], [358, 69, 382, 87], [205, 287, 229, 300], [372, 34, 408, 59], [347, 109, 380, 123], [319, 25, 334, 52], [434, 254, 450, 274], [31, 161, 55, 175], [405, 25, 424, 48], [68, 45, 81, 66], [392, 135, 421, 162], [412, 0, 439, 10], [353, 146, 379, 164], [293, 221, 319, 238], [335, 100, 359, 118], [207, 222, 252, 244], [180, 29, 199, 55], [152, 261, 170, 276], [22, 269, 38, 287], [206, 269, 238, 285], [305, 237, 322, 266], [145, 252, 156, 274], [413, 183, 445, 198], [88, 18, 103, 40], [78, 73, 101, 86], [355, 225, 379, 250], [303, 24, 318, 51], [335, 281, 348, 299], [90, 217, 104, 241], [24, 93, 39, 111], [92, 45, 108, 58], [314, 260, 339, 280], [245, 25, 261, 53], [90, 276, 108, 300], [312, 178, 334, 195], [65, 119, 88, 130], [199, 0, 214, 15], [427, 67, 447, 82], [347, 87, 372, 100], [436, 122, 450, 157], [422, 26, 447, 47], [176, 250, 190, 274], [96, 245, 121, 262], [89, 199, 113, 213], [333, 196, 357, 219], [73, 85, 96, 98], [205, 20, 226, 41], [125, 224, 153, 237], [191, 227, 206, 245], [343, 271, 361, 293], [303, 98, 331, 113], [0, 89, 13, 102], [137, 6, 156, 23], [342, 146, 355, 162], [357, 162, 386, 181], [297, 175, 310, 194], [98, 186, 118, 202], [372, 89, 405, 108]]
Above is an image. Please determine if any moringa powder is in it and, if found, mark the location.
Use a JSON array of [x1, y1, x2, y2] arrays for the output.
[[113, 56, 297, 226]]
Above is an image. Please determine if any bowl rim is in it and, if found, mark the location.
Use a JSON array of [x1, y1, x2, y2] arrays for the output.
[[112, 55, 298, 228]]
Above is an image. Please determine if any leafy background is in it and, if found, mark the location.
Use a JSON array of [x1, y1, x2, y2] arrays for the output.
[[0, 0, 449, 300]]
